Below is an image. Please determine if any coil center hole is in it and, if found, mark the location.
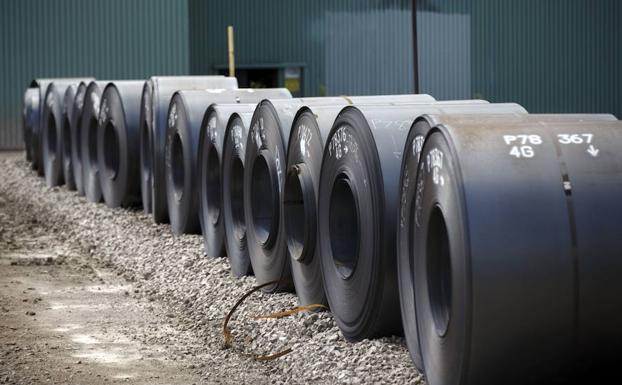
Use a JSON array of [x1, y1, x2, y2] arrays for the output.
[[230, 156, 246, 240], [250, 153, 275, 245], [426, 206, 452, 337], [284, 167, 307, 262], [206, 148, 222, 225], [76, 123, 82, 162], [329, 174, 359, 279], [47, 114, 57, 160], [62, 116, 71, 161], [171, 132, 185, 201], [88, 118, 98, 171], [103, 122, 120, 180], [141, 122, 151, 178]]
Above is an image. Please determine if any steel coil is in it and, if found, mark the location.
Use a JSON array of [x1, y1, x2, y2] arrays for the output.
[[30, 78, 89, 175], [140, 76, 238, 221], [61, 83, 91, 191], [165, 88, 291, 235], [61, 84, 78, 190], [284, 95, 440, 305], [42, 80, 92, 187], [80, 81, 109, 203], [397, 113, 616, 371], [68, 81, 89, 196], [28, 79, 56, 174], [317, 102, 527, 341], [23, 88, 39, 163], [198, 89, 292, 255], [221, 109, 256, 277], [97, 81, 144, 208], [398, 117, 622, 385], [244, 95, 436, 293]]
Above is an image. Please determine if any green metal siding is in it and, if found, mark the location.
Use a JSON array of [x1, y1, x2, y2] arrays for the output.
[[0, 0, 190, 149], [2, 1, 620, 149], [189, 0, 415, 97], [472, 0, 620, 118], [417, 0, 621, 118]]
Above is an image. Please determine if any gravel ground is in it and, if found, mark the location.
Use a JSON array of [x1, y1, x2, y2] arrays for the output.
[[0, 153, 423, 384]]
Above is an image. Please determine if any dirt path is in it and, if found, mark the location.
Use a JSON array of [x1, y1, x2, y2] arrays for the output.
[[0, 173, 203, 384], [0, 153, 422, 385]]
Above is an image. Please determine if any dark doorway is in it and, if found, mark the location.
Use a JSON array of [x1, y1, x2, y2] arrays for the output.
[[216, 64, 304, 97], [218, 68, 278, 89]]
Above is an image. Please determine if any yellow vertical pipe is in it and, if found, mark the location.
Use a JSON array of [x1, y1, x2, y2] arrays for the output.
[[227, 26, 235, 77]]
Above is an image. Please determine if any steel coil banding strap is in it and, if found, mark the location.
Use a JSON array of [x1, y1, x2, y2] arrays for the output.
[[97, 81, 143, 208], [141, 76, 239, 222], [198, 88, 292, 255], [42, 80, 88, 187], [69, 82, 89, 196], [61, 85, 78, 190], [23, 88, 39, 162], [222, 111, 255, 277], [80, 81, 108, 203], [404, 120, 622, 385], [318, 102, 525, 341], [397, 112, 616, 372]]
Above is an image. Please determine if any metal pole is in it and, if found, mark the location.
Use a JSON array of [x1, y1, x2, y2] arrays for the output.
[[227, 26, 235, 78], [411, 0, 419, 93]]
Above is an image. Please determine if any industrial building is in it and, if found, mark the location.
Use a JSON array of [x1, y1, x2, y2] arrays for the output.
[[1, 0, 620, 149]]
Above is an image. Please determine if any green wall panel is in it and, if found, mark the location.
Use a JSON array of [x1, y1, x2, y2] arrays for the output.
[[189, 0, 415, 97], [0, 0, 190, 149], [472, 0, 620, 118], [2, 0, 620, 149], [417, 0, 621, 118]]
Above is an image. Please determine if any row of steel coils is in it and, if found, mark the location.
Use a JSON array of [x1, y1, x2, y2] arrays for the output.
[[22, 76, 622, 385]]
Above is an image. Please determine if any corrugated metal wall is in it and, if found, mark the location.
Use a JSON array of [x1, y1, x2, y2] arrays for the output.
[[0, 0, 190, 149], [472, 0, 621, 118], [417, 0, 621, 118], [192, 0, 620, 117], [2, 1, 620, 149], [188, 0, 415, 97]]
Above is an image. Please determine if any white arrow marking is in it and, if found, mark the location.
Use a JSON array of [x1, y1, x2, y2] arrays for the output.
[[587, 145, 599, 157]]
